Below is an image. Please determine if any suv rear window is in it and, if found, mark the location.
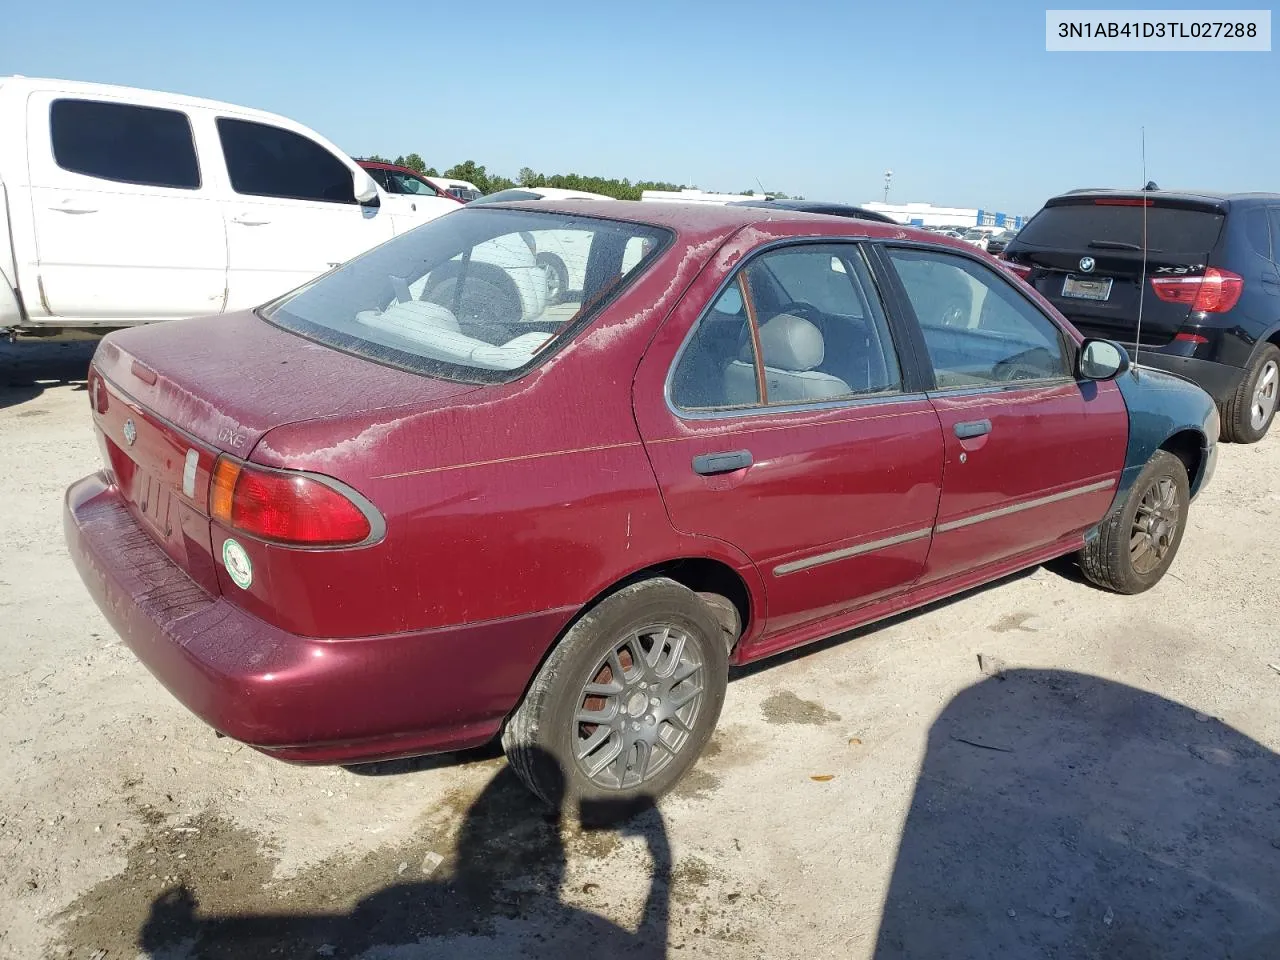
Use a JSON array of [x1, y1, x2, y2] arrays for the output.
[[1017, 200, 1225, 254], [264, 208, 669, 383]]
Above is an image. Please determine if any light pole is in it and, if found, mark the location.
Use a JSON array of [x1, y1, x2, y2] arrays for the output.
[[883, 170, 893, 204]]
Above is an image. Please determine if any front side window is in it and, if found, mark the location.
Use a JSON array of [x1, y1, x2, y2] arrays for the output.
[[264, 208, 669, 382], [384, 170, 440, 196], [217, 118, 355, 204], [887, 248, 1069, 388], [50, 99, 200, 189], [672, 245, 903, 411]]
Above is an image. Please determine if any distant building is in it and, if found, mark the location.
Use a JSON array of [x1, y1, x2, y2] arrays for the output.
[[861, 201, 1027, 230]]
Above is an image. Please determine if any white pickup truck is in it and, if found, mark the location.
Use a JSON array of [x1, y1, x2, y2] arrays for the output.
[[0, 76, 461, 339]]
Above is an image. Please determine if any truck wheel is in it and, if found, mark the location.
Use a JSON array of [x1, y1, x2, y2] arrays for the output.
[[1222, 344, 1279, 443], [1078, 450, 1189, 595], [502, 578, 728, 808]]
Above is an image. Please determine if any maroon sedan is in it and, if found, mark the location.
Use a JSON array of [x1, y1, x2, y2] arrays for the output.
[[65, 201, 1217, 803]]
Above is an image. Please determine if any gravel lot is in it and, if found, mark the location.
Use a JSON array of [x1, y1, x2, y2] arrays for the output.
[[3, 338, 1279, 959]]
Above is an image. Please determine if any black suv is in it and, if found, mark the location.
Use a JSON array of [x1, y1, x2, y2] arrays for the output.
[[1004, 190, 1280, 442]]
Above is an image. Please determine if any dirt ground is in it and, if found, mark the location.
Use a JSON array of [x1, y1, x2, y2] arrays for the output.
[[2, 338, 1279, 959]]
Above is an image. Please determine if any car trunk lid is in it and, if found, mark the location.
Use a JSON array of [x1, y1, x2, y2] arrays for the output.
[[1010, 195, 1227, 348], [90, 310, 481, 595]]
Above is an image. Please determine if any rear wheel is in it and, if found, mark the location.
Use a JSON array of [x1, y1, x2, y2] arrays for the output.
[[502, 578, 728, 808], [1222, 344, 1279, 443], [1078, 450, 1189, 594]]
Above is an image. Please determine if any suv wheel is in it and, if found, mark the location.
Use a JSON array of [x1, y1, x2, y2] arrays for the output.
[[1222, 344, 1279, 443]]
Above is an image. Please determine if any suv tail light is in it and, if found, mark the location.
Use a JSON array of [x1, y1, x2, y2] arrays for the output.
[[210, 456, 378, 547], [1149, 267, 1243, 313]]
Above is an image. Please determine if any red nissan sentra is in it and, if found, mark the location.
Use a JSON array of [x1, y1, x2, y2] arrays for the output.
[[65, 201, 1218, 803]]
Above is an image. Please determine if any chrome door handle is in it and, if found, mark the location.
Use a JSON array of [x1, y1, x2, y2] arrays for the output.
[[954, 419, 992, 439], [230, 214, 271, 226], [692, 450, 753, 475], [50, 201, 97, 214]]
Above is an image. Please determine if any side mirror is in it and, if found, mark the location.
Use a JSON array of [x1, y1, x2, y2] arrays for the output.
[[1078, 338, 1131, 381], [354, 171, 380, 205]]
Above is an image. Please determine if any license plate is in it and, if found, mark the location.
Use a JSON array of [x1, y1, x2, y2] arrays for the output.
[[1062, 275, 1113, 301]]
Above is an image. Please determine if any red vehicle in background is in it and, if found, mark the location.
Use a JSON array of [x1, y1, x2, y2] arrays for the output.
[[64, 201, 1218, 805]]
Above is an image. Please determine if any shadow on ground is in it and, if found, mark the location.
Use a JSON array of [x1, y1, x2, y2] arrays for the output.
[[128, 748, 669, 959], [874, 668, 1280, 959], [0, 339, 95, 409]]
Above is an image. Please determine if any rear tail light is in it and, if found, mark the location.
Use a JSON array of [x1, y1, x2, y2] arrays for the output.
[[1149, 267, 1243, 313], [1004, 261, 1033, 283], [210, 456, 377, 547]]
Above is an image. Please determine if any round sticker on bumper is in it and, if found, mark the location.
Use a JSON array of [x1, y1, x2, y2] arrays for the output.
[[222, 538, 253, 590]]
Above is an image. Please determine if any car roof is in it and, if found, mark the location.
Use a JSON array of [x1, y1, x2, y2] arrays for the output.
[[0, 75, 275, 117], [1053, 187, 1280, 206], [728, 198, 899, 223], [474, 198, 960, 247], [356, 160, 422, 176]]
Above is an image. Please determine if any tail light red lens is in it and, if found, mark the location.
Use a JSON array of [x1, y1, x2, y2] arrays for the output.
[[210, 456, 375, 547], [1004, 261, 1033, 283], [1149, 267, 1243, 313], [1174, 332, 1209, 345]]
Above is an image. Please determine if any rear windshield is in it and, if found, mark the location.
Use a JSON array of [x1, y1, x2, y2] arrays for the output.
[[1017, 201, 1225, 254], [263, 208, 669, 383]]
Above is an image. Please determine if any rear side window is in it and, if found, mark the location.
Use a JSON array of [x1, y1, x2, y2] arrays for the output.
[[1244, 208, 1272, 260], [671, 245, 903, 411], [217, 118, 355, 204], [50, 99, 200, 189], [1017, 201, 1225, 254]]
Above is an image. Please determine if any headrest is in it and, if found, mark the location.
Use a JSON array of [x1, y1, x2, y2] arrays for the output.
[[753, 313, 824, 371]]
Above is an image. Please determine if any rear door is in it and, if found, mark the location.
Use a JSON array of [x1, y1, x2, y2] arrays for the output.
[[634, 239, 943, 651], [215, 117, 394, 311], [24, 92, 228, 321], [1009, 196, 1227, 348], [880, 244, 1128, 583]]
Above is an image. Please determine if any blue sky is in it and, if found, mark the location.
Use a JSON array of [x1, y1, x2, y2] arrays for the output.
[[3, 0, 1274, 215]]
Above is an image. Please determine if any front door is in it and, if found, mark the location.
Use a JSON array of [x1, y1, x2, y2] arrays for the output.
[[879, 246, 1129, 584], [634, 241, 944, 648], [214, 117, 395, 311], [25, 93, 227, 321]]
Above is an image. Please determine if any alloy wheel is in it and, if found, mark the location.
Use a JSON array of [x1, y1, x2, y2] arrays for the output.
[[1251, 359, 1278, 432], [1130, 476, 1181, 575], [572, 624, 705, 790]]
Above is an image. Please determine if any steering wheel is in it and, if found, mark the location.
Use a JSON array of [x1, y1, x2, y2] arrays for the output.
[[777, 301, 825, 325], [993, 347, 1055, 383]]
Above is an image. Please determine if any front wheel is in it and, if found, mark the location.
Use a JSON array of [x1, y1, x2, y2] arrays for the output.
[[1078, 450, 1189, 594], [502, 578, 728, 808]]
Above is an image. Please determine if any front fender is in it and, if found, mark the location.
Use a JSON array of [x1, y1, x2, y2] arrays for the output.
[[1113, 366, 1218, 505]]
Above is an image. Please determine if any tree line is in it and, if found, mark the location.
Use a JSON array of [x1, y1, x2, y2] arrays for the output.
[[364, 154, 799, 201]]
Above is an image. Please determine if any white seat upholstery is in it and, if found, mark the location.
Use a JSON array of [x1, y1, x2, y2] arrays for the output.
[[723, 313, 852, 405]]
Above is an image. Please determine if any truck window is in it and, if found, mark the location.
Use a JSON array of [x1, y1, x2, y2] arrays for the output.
[[216, 118, 356, 205], [50, 99, 200, 189]]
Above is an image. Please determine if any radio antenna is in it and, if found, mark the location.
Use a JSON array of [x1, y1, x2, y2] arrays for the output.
[[1133, 126, 1149, 370]]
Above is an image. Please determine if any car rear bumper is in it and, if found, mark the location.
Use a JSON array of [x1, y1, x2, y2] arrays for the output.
[[1133, 352, 1244, 405], [64, 472, 573, 764]]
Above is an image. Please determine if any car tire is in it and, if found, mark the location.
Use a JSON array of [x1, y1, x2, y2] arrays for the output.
[[1221, 344, 1279, 444], [502, 578, 728, 809], [536, 253, 569, 305], [1078, 450, 1189, 595]]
